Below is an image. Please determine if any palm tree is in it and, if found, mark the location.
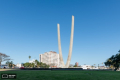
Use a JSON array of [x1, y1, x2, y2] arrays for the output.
[[29, 56, 31, 61], [35, 59, 39, 67], [91, 65, 94, 69]]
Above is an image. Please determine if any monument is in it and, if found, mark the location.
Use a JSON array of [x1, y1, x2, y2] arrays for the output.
[[57, 15, 74, 68]]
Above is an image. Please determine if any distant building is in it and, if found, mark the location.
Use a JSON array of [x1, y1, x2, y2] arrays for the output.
[[29, 59, 35, 64], [39, 51, 61, 67], [69, 64, 74, 67], [81, 65, 100, 69], [81, 65, 91, 69], [99, 66, 106, 69], [16, 63, 24, 68], [94, 66, 99, 69], [0, 64, 9, 68], [75, 62, 79, 66]]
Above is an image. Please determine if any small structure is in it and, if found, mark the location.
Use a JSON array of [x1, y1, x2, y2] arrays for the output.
[[0, 64, 9, 68], [94, 66, 99, 69], [75, 62, 79, 67], [29, 59, 35, 64], [81, 65, 91, 69], [98, 66, 106, 69], [16, 63, 24, 68]]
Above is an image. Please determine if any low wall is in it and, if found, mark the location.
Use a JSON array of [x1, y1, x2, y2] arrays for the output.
[[51, 68, 83, 70], [83, 69, 112, 71], [0, 69, 20, 71], [20, 68, 112, 71], [20, 68, 51, 70], [0, 68, 112, 71], [19, 68, 83, 70]]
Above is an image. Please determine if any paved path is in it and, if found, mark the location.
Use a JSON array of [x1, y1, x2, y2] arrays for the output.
[[0, 69, 20, 71]]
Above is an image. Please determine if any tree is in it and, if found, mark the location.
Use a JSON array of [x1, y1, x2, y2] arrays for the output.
[[24, 62, 30, 68], [6, 61, 10, 66], [118, 50, 120, 53], [29, 56, 31, 61], [113, 53, 120, 71], [23, 61, 50, 68], [35, 59, 40, 67], [6, 61, 14, 68], [104, 50, 120, 71], [73, 64, 77, 67], [0, 53, 12, 68], [31, 63, 35, 68]]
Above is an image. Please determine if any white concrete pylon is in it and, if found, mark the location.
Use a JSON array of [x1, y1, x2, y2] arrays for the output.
[[57, 24, 65, 67], [65, 15, 74, 68]]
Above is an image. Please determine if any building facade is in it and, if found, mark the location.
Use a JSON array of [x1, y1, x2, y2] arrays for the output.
[[81, 65, 91, 69], [39, 51, 61, 67], [29, 59, 35, 64], [16, 63, 24, 68], [80, 65, 99, 69], [75, 62, 79, 66], [0, 64, 9, 68]]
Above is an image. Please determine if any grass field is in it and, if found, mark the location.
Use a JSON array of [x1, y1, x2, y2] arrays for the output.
[[0, 70, 120, 80]]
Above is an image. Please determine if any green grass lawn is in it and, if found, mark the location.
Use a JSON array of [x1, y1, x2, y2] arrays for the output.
[[0, 70, 120, 80]]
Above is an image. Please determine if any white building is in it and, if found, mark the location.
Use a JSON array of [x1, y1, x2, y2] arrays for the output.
[[81, 65, 91, 69], [81, 65, 99, 69], [94, 67, 99, 69], [16, 63, 23, 68], [29, 59, 35, 64], [39, 51, 60, 67], [0, 64, 9, 68]]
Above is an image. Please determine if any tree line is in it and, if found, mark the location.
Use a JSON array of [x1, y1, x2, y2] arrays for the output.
[[23, 59, 50, 68], [6, 61, 15, 68], [104, 50, 120, 71], [0, 52, 12, 68]]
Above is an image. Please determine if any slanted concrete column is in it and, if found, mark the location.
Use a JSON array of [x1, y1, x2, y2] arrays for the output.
[[65, 15, 74, 68], [57, 24, 65, 67]]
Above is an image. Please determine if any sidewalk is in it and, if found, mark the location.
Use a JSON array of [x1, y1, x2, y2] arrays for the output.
[[0, 69, 20, 71]]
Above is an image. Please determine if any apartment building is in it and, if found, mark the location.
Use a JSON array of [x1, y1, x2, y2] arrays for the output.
[[39, 51, 61, 67]]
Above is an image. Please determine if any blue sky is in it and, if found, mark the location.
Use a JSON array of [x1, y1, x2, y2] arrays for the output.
[[0, 0, 120, 66]]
